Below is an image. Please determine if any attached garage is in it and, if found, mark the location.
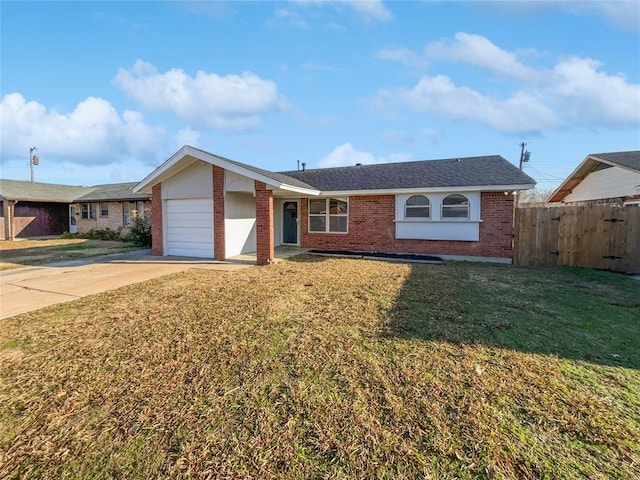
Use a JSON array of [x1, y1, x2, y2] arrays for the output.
[[165, 198, 214, 258]]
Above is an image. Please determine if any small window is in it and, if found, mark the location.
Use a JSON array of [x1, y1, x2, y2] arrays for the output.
[[100, 203, 109, 217], [81, 203, 97, 220], [309, 198, 348, 233], [442, 194, 470, 219], [123, 202, 132, 227], [405, 195, 430, 218]]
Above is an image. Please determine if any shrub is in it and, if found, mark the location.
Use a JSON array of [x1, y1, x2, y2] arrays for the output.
[[126, 215, 152, 247], [84, 227, 123, 241]]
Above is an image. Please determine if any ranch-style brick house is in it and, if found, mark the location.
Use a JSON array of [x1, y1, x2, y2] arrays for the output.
[[0, 179, 150, 240], [134, 146, 536, 265]]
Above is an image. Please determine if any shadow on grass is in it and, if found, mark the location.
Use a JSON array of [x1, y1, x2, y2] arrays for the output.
[[383, 262, 640, 369]]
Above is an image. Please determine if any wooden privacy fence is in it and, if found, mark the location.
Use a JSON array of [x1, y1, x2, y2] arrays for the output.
[[514, 205, 640, 274]]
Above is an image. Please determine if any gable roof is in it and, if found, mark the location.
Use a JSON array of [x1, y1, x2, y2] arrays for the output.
[[0, 179, 150, 203], [281, 155, 535, 192], [134, 145, 319, 195], [548, 150, 640, 203], [135, 146, 535, 195]]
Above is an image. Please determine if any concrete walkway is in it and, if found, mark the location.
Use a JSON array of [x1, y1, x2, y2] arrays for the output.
[[0, 250, 252, 319]]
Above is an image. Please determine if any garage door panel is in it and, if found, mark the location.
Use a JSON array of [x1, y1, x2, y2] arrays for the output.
[[166, 199, 214, 258], [167, 229, 213, 243], [166, 202, 213, 214], [166, 216, 213, 228]]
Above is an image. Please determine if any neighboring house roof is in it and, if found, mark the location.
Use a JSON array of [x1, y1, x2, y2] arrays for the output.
[[0, 179, 150, 203], [75, 182, 150, 202], [548, 150, 640, 203], [0, 179, 93, 203], [281, 155, 535, 193], [134, 146, 535, 195]]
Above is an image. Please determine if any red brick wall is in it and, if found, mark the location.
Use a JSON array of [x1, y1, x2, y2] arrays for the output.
[[151, 184, 163, 256], [300, 192, 514, 258], [255, 181, 274, 265], [213, 165, 225, 260]]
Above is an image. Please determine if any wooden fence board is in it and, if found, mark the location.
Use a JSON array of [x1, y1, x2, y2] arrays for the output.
[[514, 205, 640, 274]]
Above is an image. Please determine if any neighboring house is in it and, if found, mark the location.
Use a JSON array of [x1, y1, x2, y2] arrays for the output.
[[0, 179, 150, 240], [133, 145, 535, 265], [548, 151, 640, 205]]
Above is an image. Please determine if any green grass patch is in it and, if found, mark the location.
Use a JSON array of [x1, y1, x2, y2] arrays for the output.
[[0, 256, 638, 479]]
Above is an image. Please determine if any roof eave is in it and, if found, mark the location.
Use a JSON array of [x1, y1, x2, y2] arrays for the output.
[[319, 184, 536, 197], [133, 146, 319, 195]]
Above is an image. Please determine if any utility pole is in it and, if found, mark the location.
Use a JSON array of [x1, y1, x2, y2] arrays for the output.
[[29, 146, 38, 182], [519, 142, 530, 171]]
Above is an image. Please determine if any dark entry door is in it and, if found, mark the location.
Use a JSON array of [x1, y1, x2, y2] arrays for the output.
[[283, 201, 298, 244]]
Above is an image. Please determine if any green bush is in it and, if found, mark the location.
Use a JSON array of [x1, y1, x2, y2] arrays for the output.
[[61, 228, 123, 241], [126, 215, 152, 247]]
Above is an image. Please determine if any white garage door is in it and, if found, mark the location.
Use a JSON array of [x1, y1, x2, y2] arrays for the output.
[[166, 199, 214, 258]]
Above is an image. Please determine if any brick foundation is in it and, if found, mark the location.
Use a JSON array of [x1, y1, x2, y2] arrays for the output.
[[300, 192, 514, 259]]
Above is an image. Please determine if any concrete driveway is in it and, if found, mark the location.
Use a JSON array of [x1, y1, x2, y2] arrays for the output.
[[0, 250, 251, 319]]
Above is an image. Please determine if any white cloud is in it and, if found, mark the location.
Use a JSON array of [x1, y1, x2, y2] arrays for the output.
[[318, 142, 411, 168], [377, 47, 428, 69], [549, 57, 640, 124], [566, 1, 640, 34], [345, 0, 393, 22], [173, 127, 201, 149], [0, 93, 163, 165], [373, 33, 640, 134], [113, 60, 288, 131], [376, 75, 559, 134], [424, 32, 542, 82], [291, 0, 393, 22]]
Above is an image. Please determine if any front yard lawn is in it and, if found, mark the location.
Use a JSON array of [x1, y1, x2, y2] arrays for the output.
[[0, 238, 143, 270], [1, 256, 638, 479]]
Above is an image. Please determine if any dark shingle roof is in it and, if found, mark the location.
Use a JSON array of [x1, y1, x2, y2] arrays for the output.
[[590, 151, 640, 172], [280, 155, 535, 191], [0, 179, 150, 203]]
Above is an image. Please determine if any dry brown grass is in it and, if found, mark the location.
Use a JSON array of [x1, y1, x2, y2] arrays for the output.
[[0, 238, 141, 270], [1, 256, 638, 479]]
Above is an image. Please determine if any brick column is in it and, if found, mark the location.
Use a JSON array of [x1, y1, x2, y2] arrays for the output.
[[151, 184, 163, 256], [255, 181, 274, 265], [213, 165, 226, 261]]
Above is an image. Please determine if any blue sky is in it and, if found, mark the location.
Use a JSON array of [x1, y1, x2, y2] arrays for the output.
[[1, 1, 639, 190]]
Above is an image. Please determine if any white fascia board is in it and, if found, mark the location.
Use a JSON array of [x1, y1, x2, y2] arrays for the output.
[[320, 184, 535, 197], [134, 145, 320, 196]]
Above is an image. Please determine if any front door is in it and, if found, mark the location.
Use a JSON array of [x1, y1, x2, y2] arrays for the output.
[[69, 205, 78, 233], [282, 201, 298, 244]]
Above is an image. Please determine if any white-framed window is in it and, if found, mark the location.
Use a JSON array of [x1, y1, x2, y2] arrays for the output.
[[405, 195, 430, 219], [81, 203, 96, 220], [309, 198, 348, 233], [100, 203, 109, 217], [442, 194, 470, 219]]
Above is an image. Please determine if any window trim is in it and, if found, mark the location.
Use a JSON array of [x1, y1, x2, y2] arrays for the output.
[[404, 194, 431, 219], [81, 203, 97, 220], [308, 197, 349, 234], [441, 194, 470, 220], [99, 203, 109, 217]]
